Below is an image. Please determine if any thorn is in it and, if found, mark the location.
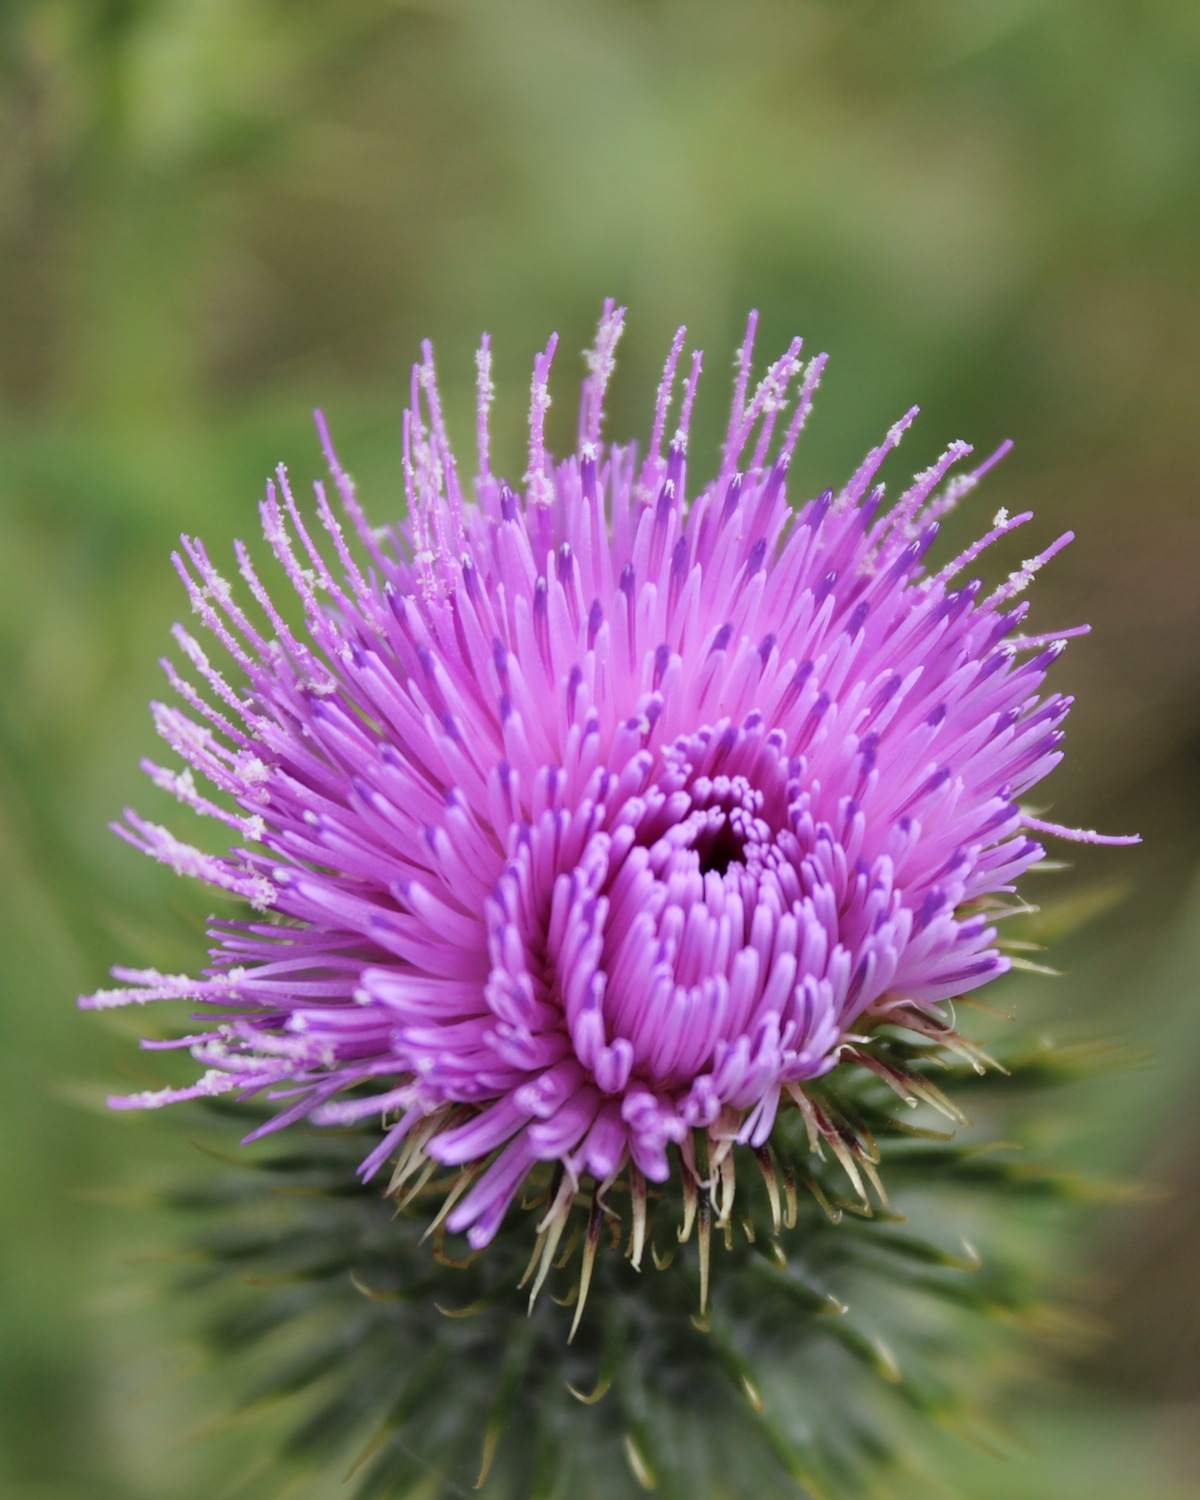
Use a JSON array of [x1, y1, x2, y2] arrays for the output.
[[519, 1227, 550, 1292], [623, 1433, 657, 1491], [395, 1156, 437, 1209], [872, 1337, 902, 1383], [756, 1146, 782, 1234], [740, 1371, 766, 1414], [566, 1372, 613, 1405], [432, 1242, 478, 1270], [678, 1160, 698, 1243], [385, 1121, 435, 1198], [800, 1171, 841, 1225], [627, 1166, 648, 1270], [568, 1191, 603, 1344], [697, 1185, 712, 1318], [858, 1154, 889, 1209], [434, 1298, 487, 1318], [782, 1163, 798, 1229], [715, 1148, 736, 1233], [650, 1242, 675, 1271], [524, 1174, 575, 1310], [420, 1161, 480, 1243], [805, 1095, 874, 1212], [789, 1086, 824, 1157], [475, 1424, 501, 1489], [554, 1223, 584, 1269], [342, 1416, 398, 1482], [349, 1271, 402, 1302]]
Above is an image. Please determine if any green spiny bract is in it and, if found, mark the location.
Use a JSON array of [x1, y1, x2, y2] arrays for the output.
[[155, 1033, 1119, 1500]]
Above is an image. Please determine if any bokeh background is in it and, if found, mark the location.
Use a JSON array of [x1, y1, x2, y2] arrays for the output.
[[1, 2, 1198, 1496]]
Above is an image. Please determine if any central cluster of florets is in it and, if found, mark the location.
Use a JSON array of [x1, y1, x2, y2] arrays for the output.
[[411, 717, 852, 1216], [85, 301, 1102, 1261]]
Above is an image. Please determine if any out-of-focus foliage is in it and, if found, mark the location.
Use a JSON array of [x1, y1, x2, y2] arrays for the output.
[[1, 2, 1198, 1496]]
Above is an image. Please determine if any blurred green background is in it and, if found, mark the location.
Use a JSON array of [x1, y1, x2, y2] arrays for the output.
[[1, 1, 1198, 1495]]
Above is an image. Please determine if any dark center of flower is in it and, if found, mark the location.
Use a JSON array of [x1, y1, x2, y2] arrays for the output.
[[683, 774, 771, 879], [695, 815, 746, 877]]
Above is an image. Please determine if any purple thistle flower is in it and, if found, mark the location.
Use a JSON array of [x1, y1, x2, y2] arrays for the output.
[[83, 302, 1136, 1275]]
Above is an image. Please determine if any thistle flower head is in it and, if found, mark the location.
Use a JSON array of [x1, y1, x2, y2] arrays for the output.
[[84, 302, 1133, 1278]]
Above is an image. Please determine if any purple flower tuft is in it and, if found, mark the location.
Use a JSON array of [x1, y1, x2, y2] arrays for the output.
[[83, 303, 1133, 1261]]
